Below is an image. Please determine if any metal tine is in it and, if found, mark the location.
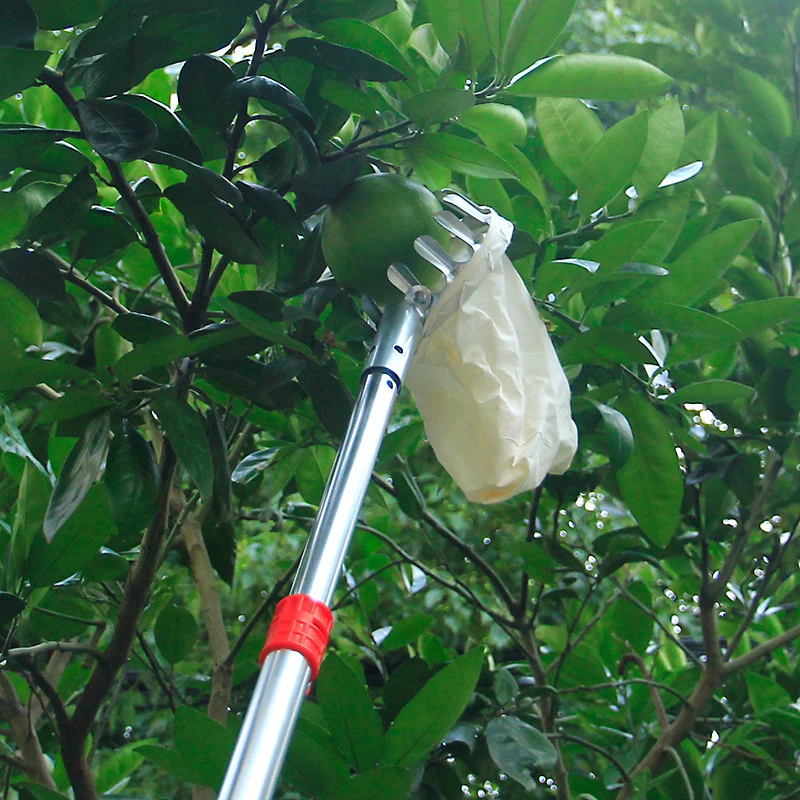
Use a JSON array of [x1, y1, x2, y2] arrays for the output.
[[440, 192, 492, 225], [387, 262, 421, 294], [435, 210, 477, 250], [414, 234, 460, 284]]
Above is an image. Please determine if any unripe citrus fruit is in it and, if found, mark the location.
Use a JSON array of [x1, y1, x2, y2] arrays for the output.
[[321, 173, 448, 306]]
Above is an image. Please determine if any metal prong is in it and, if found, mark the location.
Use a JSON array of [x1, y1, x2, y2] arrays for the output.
[[441, 192, 492, 224], [414, 235, 458, 283], [435, 210, 477, 249], [387, 262, 422, 295]]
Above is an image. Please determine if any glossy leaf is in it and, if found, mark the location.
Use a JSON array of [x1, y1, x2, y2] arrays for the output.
[[225, 75, 316, 133], [603, 300, 739, 338], [295, 445, 336, 505], [154, 604, 198, 664], [151, 390, 214, 500], [76, 99, 158, 161], [383, 648, 483, 767], [177, 55, 238, 130], [326, 767, 412, 800], [164, 183, 263, 265], [0, 0, 38, 51], [121, 94, 203, 164], [615, 392, 682, 548], [457, 103, 528, 147], [29, 0, 114, 29], [285, 36, 406, 82], [0, 47, 50, 102], [408, 133, 515, 179], [509, 53, 672, 100], [501, 0, 577, 77], [402, 89, 475, 126], [0, 191, 26, 246], [317, 18, 413, 79], [633, 97, 684, 200], [645, 220, 760, 306], [28, 484, 117, 587], [28, 168, 97, 246], [381, 613, 434, 651], [318, 652, 385, 770], [104, 420, 160, 538], [11, 460, 50, 583], [43, 412, 110, 541], [485, 716, 557, 789], [0, 276, 43, 346], [426, 0, 489, 66], [113, 334, 192, 384], [668, 380, 756, 406], [578, 110, 649, 217], [536, 97, 603, 185]]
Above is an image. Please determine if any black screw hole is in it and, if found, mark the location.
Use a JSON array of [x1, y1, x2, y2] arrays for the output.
[[394, 345, 404, 353]]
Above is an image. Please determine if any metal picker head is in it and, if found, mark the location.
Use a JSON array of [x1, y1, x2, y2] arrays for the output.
[[384, 191, 492, 307]]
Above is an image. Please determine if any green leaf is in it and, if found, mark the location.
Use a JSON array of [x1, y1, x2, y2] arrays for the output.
[[0, 276, 42, 346], [237, 180, 300, 229], [0, 191, 26, 246], [283, 720, 351, 797], [113, 334, 192, 384], [735, 67, 793, 151], [147, 150, 242, 207], [177, 55, 238, 130], [43, 412, 110, 541], [509, 53, 672, 100], [402, 89, 475, 126], [0, 591, 25, 627], [74, 207, 137, 261], [535, 97, 603, 185], [28, 483, 117, 587], [172, 706, 236, 789], [95, 741, 150, 796], [668, 380, 756, 407], [407, 133, 516, 179], [164, 182, 263, 265], [298, 363, 354, 438], [11, 460, 50, 582], [112, 312, 175, 344], [76, 98, 158, 161], [485, 716, 557, 790], [578, 110, 648, 217], [633, 97, 684, 201], [317, 18, 413, 79], [104, 420, 160, 538], [388, 468, 425, 519], [426, 0, 489, 66], [644, 220, 760, 306], [15, 784, 70, 800], [0, 47, 50, 102], [152, 390, 214, 500], [558, 328, 654, 366], [615, 392, 682, 548], [219, 297, 312, 356], [225, 75, 316, 133], [36, 387, 113, 424], [381, 613, 434, 651], [325, 767, 412, 800], [501, 0, 577, 77], [383, 647, 483, 767], [292, 0, 397, 28], [746, 673, 791, 716], [0, 0, 37, 48], [154, 604, 198, 664], [516, 540, 556, 585], [28, 0, 114, 29], [295, 445, 336, 505], [318, 652, 385, 770], [285, 36, 406, 82], [28, 168, 97, 246], [120, 94, 203, 164], [457, 103, 528, 147], [603, 300, 740, 339], [591, 401, 634, 470]]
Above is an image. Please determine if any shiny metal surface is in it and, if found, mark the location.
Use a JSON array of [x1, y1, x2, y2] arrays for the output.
[[219, 297, 426, 800], [217, 650, 309, 800]]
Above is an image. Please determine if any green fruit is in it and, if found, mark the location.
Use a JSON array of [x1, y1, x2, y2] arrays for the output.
[[321, 173, 449, 306], [457, 103, 528, 146]]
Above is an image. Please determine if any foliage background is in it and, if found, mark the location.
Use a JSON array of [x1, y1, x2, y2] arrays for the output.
[[1, 0, 800, 798]]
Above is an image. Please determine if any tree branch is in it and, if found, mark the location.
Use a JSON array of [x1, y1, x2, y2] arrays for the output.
[[724, 620, 800, 676], [39, 250, 128, 315]]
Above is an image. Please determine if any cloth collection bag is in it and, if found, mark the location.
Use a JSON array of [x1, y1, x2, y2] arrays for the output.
[[405, 209, 578, 504]]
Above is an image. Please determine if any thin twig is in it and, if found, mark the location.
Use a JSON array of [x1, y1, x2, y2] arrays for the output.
[[6, 642, 108, 664], [551, 732, 633, 792]]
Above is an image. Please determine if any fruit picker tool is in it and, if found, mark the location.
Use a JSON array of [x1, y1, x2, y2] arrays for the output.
[[218, 192, 493, 800]]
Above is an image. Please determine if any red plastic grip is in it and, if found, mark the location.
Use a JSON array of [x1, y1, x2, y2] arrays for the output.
[[259, 594, 334, 680]]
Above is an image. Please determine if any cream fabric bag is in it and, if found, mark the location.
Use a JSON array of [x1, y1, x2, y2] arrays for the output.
[[405, 210, 578, 504]]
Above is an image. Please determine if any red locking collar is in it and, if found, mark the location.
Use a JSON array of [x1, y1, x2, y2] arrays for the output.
[[259, 594, 334, 681]]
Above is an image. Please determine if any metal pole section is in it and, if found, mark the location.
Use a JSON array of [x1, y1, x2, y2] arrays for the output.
[[218, 296, 428, 800]]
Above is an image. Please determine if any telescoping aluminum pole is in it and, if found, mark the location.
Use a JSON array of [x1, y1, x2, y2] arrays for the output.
[[218, 289, 432, 800]]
